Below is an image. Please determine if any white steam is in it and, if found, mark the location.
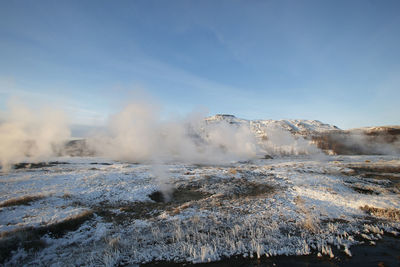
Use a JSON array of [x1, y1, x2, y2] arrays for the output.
[[90, 103, 158, 162], [261, 126, 322, 156], [205, 121, 258, 161], [0, 98, 351, 175], [0, 101, 70, 171], [88, 102, 259, 165]]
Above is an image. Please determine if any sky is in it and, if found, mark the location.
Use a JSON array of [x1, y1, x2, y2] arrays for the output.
[[0, 0, 399, 129]]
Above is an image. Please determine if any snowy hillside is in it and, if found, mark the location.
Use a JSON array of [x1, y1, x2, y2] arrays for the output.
[[205, 114, 340, 136]]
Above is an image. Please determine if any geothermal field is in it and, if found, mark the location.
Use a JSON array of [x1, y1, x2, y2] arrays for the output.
[[1, 113, 400, 266]]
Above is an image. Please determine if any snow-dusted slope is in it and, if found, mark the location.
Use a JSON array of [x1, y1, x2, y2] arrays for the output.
[[205, 114, 340, 136]]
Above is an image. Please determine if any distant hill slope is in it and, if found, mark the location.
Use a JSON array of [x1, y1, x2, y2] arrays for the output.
[[206, 115, 400, 155], [312, 126, 400, 155], [205, 114, 340, 135]]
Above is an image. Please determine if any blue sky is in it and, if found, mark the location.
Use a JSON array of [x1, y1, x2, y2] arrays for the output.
[[0, 0, 399, 129]]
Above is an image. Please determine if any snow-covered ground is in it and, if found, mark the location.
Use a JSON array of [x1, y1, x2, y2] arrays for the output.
[[1, 155, 399, 266]]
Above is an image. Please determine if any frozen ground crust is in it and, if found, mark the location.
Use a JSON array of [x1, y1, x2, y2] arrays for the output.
[[0, 155, 399, 266]]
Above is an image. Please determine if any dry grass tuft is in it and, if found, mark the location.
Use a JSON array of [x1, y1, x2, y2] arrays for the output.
[[360, 205, 400, 222], [0, 209, 93, 263], [62, 193, 73, 199], [107, 236, 121, 249], [228, 168, 238, 175], [170, 202, 191, 215], [0, 194, 46, 208], [294, 196, 305, 206], [302, 215, 320, 233], [1, 209, 94, 240], [294, 196, 320, 233]]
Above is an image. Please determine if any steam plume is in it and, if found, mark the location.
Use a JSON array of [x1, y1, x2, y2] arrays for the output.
[[0, 100, 70, 171], [87, 102, 259, 164]]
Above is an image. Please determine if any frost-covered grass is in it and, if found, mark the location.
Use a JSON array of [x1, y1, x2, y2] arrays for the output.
[[0, 155, 399, 265]]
